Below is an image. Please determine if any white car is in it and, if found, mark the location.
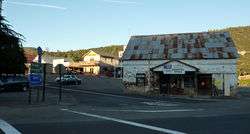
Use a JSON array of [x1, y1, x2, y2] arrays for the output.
[[55, 75, 81, 85]]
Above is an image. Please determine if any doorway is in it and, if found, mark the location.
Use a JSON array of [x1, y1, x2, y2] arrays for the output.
[[159, 73, 184, 95], [197, 74, 212, 95]]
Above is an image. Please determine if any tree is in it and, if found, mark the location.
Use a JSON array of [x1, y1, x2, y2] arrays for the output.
[[0, 5, 26, 74]]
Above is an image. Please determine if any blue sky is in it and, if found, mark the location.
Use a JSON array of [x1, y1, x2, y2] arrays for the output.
[[2, 0, 250, 51]]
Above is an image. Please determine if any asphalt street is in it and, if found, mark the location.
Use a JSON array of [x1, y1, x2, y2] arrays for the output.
[[1, 83, 250, 134]]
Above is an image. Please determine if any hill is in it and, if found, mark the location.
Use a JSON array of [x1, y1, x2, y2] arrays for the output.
[[222, 26, 250, 75], [24, 45, 124, 62]]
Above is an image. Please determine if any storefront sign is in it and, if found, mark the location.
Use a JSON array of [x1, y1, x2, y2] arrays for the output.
[[163, 64, 185, 74]]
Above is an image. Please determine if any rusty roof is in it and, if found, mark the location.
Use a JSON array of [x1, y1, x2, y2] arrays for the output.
[[122, 31, 239, 60]]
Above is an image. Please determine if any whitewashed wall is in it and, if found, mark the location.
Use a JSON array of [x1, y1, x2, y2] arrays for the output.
[[53, 59, 70, 67], [84, 54, 101, 62], [121, 59, 238, 96]]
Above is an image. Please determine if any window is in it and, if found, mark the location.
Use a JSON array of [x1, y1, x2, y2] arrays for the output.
[[136, 73, 146, 86], [90, 58, 94, 62], [130, 54, 136, 59], [134, 45, 139, 50]]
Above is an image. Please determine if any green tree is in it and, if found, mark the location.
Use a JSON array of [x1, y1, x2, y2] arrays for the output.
[[0, 14, 26, 74]]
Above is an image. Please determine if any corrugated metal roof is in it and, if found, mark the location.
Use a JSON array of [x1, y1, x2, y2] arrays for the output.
[[122, 31, 239, 60]]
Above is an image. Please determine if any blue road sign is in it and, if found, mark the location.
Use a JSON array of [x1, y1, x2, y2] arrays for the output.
[[37, 47, 43, 55], [29, 74, 42, 87], [37, 47, 43, 63]]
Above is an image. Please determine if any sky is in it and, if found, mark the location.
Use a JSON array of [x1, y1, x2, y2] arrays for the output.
[[2, 0, 250, 51]]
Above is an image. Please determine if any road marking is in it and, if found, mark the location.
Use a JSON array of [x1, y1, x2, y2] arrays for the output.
[[61, 108, 187, 134], [141, 102, 179, 106], [47, 85, 171, 102], [0, 119, 21, 134], [97, 109, 203, 113]]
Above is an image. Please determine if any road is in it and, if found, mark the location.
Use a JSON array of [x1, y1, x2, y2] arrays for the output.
[[1, 84, 250, 134]]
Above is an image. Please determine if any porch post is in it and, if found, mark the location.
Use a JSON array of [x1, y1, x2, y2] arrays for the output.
[[194, 71, 198, 96], [147, 50, 153, 92]]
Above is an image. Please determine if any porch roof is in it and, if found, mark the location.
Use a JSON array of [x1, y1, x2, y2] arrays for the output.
[[151, 60, 199, 73]]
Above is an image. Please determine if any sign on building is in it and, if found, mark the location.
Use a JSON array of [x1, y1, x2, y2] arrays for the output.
[[163, 64, 185, 74]]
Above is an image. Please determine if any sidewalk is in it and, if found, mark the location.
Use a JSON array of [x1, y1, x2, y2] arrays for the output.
[[0, 89, 77, 108]]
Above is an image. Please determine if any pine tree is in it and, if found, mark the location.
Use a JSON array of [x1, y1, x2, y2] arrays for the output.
[[0, 0, 27, 74]]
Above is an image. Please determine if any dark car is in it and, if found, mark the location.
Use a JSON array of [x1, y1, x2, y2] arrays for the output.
[[55, 75, 81, 85], [0, 75, 29, 92]]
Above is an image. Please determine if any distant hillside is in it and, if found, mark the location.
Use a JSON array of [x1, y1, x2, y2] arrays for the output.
[[222, 26, 250, 75], [24, 45, 124, 62]]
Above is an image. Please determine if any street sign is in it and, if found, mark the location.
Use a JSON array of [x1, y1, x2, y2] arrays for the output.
[[37, 47, 43, 55], [29, 73, 42, 87], [29, 63, 43, 87], [37, 47, 43, 63], [30, 63, 43, 74]]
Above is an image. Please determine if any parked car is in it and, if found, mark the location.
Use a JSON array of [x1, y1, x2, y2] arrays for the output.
[[0, 75, 29, 92], [55, 75, 81, 85]]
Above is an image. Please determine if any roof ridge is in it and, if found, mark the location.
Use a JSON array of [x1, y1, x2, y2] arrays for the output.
[[132, 31, 229, 38]]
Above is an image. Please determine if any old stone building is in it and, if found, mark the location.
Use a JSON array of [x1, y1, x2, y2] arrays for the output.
[[121, 31, 239, 96]]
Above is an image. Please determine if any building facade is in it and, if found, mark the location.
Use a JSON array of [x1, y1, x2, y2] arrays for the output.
[[69, 50, 119, 76], [33, 55, 72, 74], [121, 31, 239, 96]]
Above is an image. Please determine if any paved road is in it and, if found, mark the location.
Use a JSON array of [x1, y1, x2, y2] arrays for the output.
[[1, 84, 250, 134], [14, 114, 250, 134]]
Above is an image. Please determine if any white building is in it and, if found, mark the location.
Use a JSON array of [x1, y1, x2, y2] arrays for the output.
[[121, 31, 239, 96], [118, 45, 127, 59], [69, 50, 119, 75], [33, 55, 72, 73]]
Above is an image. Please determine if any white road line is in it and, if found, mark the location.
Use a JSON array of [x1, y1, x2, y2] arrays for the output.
[[0, 119, 21, 134], [47, 85, 169, 102], [97, 109, 203, 113], [141, 102, 179, 106], [61, 108, 187, 134]]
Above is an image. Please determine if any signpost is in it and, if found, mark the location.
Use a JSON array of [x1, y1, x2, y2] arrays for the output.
[[37, 46, 43, 63], [29, 63, 43, 103], [28, 47, 44, 104]]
